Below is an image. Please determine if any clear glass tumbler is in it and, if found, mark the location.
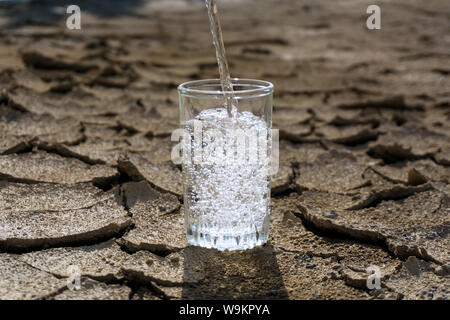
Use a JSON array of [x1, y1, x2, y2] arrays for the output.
[[178, 78, 274, 251]]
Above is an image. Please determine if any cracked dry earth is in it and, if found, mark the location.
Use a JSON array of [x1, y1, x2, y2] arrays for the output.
[[0, 0, 449, 300]]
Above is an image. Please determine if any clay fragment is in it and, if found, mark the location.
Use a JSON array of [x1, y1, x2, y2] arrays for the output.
[[119, 181, 185, 253]]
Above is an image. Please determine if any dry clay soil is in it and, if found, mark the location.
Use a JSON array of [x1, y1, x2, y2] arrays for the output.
[[0, 0, 449, 300]]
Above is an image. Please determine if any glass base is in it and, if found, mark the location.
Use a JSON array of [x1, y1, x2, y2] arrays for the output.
[[186, 229, 269, 251]]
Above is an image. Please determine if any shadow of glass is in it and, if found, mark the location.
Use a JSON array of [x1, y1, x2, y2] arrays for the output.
[[181, 244, 288, 299]]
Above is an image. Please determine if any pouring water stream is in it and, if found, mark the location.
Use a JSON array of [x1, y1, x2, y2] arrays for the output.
[[205, 0, 238, 118]]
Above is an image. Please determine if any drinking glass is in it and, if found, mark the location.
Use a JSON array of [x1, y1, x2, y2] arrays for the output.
[[178, 78, 274, 251]]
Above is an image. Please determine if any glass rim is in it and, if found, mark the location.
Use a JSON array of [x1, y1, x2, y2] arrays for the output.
[[178, 78, 274, 98]]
